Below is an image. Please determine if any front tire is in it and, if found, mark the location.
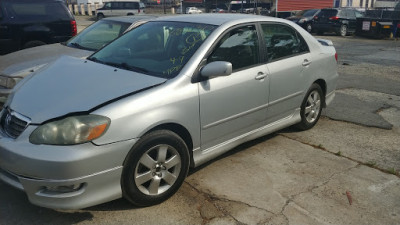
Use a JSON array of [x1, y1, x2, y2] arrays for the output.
[[97, 13, 104, 20], [121, 130, 189, 207], [296, 84, 323, 130]]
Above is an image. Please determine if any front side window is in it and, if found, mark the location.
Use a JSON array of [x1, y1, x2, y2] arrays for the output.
[[89, 21, 216, 78], [208, 25, 259, 71], [261, 24, 309, 62], [104, 2, 111, 9]]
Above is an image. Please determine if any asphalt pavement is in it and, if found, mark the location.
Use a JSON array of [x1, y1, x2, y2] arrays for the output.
[[0, 16, 399, 225]]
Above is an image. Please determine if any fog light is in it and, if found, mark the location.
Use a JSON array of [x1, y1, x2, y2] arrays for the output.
[[44, 183, 84, 194]]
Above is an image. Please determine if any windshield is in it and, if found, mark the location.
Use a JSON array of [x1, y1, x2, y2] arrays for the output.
[[89, 21, 216, 78], [296, 9, 318, 17], [67, 20, 130, 51]]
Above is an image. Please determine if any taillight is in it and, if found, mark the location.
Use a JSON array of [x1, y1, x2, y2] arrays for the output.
[[71, 20, 77, 36], [313, 16, 318, 20], [329, 16, 339, 21], [335, 52, 338, 62], [138, 8, 140, 13]]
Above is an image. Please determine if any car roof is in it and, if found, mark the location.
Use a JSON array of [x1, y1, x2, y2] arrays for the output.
[[103, 15, 159, 23], [153, 14, 285, 26]]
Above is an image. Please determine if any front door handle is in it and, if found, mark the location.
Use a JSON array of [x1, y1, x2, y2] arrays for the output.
[[255, 72, 267, 80], [302, 59, 312, 66]]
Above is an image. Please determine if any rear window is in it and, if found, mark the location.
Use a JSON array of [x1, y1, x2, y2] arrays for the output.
[[5, 2, 71, 20], [318, 9, 338, 18]]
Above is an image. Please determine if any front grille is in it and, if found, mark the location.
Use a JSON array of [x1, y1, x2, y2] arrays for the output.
[[0, 108, 30, 139]]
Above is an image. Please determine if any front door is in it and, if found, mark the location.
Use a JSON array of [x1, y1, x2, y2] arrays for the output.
[[199, 24, 270, 150]]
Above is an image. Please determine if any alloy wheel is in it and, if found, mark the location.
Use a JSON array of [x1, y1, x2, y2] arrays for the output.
[[304, 90, 321, 124], [134, 144, 181, 195]]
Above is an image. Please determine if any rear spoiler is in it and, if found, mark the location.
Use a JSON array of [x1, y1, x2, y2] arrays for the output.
[[317, 38, 334, 46]]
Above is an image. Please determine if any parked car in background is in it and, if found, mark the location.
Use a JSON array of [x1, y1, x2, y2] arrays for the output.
[[0, 16, 157, 104], [0, 14, 338, 209], [96, 0, 145, 20], [0, 0, 76, 55], [286, 9, 320, 33], [313, 8, 364, 36], [186, 7, 202, 14]]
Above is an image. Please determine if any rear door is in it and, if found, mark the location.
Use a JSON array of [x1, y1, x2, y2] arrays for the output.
[[346, 9, 357, 32], [123, 2, 139, 15], [260, 23, 312, 123], [315, 9, 338, 28]]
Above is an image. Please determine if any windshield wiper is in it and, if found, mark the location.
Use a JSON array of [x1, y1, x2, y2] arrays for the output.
[[103, 62, 149, 74], [68, 42, 93, 51], [87, 56, 103, 63]]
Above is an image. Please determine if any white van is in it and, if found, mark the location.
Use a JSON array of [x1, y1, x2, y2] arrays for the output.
[[96, 0, 145, 20]]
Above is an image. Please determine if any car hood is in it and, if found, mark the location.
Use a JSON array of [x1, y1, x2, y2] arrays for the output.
[[9, 56, 167, 124], [0, 43, 92, 76]]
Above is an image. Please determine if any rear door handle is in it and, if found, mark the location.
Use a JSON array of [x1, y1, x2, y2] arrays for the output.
[[255, 72, 267, 80], [302, 59, 312, 66]]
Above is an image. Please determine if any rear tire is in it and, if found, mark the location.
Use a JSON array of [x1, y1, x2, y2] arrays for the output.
[[340, 25, 348, 37], [306, 23, 313, 33], [296, 83, 324, 130], [121, 130, 190, 207]]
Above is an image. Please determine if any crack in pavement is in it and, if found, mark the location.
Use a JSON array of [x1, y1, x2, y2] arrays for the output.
[[279, 133, 400, 178], [184, 181, 275, 225]]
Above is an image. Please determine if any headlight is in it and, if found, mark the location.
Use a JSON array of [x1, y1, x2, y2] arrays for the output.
[[299, 19, 306, 24], [0, 76, 18, 89], [30, 115, 110, 145]]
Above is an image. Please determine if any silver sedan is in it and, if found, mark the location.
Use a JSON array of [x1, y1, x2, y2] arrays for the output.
[[0, 14, 338, 209]]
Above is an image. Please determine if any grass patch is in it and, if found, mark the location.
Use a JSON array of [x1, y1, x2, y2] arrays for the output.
[[334, 151, 342, 156], [386, 168, 399, 176], [366, 161, 377, 167]]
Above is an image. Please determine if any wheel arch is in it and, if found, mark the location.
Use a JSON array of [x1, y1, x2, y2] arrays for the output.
[[313, 79, 327, 107], [146, 123, 194, 167]]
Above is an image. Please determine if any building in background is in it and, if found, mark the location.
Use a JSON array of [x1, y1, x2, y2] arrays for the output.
[[335, 0, 376, 8], [275, 0, 334, 12]]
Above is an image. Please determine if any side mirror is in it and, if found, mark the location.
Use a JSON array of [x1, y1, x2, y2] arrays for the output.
[[201, 61, 232, 78]]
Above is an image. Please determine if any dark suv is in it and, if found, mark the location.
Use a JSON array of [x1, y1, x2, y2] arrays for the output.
[[313, 8, 364, 36], [0, 0, 77, 55]]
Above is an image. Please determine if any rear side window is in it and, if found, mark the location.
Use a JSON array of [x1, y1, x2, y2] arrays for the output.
[[347, 10, 356, 18], [319, 10, 338, 18], [5, 2, 70, 20], [111, 2, 124, 9], [261, 24, 309, 62], [125, 2, 139, 9]]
